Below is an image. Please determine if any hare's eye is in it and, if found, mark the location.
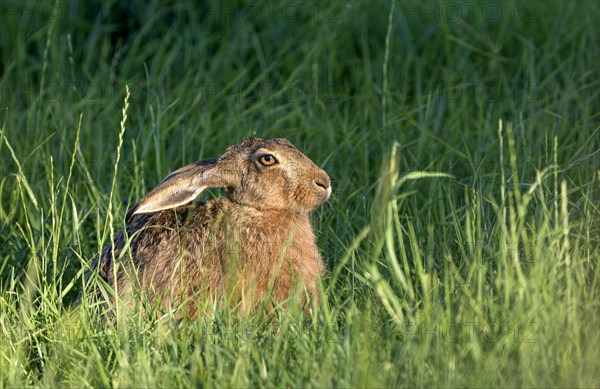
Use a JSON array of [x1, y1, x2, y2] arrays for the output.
[[258, 154, 278, 166]]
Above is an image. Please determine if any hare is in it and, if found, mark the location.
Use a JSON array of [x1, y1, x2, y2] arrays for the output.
[[86, 137, 331, 320]]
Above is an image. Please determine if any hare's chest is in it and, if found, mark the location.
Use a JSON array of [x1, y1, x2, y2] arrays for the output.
[[237, 220, 321, 284]]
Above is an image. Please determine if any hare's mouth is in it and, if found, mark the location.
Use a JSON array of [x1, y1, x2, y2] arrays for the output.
[[322, 186, 332, 202]]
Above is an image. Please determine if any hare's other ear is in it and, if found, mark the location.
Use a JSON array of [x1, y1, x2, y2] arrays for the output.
[[125, 158, 234, 223]]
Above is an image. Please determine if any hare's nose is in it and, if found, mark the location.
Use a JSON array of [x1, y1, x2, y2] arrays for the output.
[[314, 171, 331, 190], [315, 179, 328, 190]]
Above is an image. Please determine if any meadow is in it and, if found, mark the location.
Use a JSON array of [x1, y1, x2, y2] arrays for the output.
[[0, 1, 598, 387]]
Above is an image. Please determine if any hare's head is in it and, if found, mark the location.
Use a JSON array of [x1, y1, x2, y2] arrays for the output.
[[126, 137, 331, 222]]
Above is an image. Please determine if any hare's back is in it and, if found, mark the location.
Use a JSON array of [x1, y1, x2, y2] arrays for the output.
[[98, 201, 225, 287]]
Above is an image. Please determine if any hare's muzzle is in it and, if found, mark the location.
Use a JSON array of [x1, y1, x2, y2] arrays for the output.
[[314, 170, 332, 202]]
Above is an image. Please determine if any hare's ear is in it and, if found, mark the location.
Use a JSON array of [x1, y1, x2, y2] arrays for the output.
[[125, 158, 234, 224]]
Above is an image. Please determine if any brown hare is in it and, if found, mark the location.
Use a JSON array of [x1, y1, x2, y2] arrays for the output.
[[86, 137, 331, 320]]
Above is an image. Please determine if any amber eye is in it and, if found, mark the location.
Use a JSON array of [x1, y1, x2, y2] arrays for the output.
[[258, 154, 278, 166]]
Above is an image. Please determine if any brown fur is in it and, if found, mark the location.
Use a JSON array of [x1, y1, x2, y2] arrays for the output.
[[87, 137, 330, 320]]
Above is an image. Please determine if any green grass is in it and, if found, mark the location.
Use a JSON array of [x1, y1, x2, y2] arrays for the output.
[[1, 0, 599, 387]]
